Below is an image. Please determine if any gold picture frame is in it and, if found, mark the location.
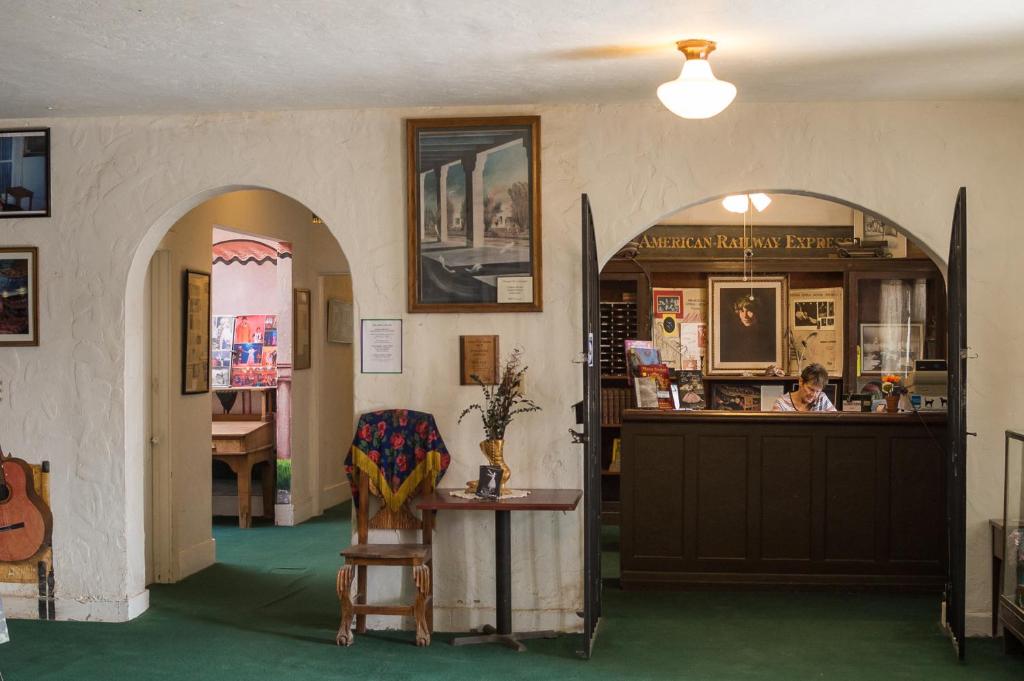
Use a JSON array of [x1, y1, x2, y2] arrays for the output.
[[182, 270, 211, 394], [406, 116, 542, 313], [293, 288, 311, 370]]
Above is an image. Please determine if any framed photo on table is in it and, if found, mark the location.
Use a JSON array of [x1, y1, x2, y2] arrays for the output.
[[707, 276, 787, 375], [0, 129, 50, 219], [406, 116, 542, 313], [0, 246, 38, 346], [182, 270, 211, 394]]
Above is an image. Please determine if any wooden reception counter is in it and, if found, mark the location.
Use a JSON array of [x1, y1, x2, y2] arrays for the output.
[[620, 409, 947, 590]]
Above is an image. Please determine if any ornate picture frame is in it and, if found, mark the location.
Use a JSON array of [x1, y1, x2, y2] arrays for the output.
[[707, 275, 787, 375], [182, 270, 211, 394], [406, 116, 542, 313]]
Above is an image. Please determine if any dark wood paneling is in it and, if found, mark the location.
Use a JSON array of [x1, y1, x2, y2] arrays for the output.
[[761, 435, 813, 561], [631, 435, 685, 559], [824, 436, 877, 561], [619, 411, 947, 590], [696, 435, 748, 560], [888, 436, 944, 564]]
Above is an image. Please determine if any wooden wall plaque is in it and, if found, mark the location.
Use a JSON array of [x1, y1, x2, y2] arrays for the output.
[[460, 335, 499, 385]]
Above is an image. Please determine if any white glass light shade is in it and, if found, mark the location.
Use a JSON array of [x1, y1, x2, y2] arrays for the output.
[[722, 194, 749, 213], [657, 59, 737, 120], [749, 193, 772, 212]]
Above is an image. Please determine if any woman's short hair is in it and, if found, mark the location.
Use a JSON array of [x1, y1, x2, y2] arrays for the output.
[[800, 363, 829, 387]]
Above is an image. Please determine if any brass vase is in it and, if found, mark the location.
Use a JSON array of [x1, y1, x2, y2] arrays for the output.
[[481, 439, 511, 487]]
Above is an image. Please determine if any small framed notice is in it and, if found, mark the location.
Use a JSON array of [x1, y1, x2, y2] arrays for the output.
[[360, 319, 402, 374], [496, 276, 533, 304], [460, 335, 499, 385]]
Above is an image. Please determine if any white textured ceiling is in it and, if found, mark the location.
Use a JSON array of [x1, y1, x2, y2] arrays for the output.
[[4, 0, 1024, 118]]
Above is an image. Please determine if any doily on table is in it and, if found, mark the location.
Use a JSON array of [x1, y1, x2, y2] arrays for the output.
[[448, 489, 531, 500]]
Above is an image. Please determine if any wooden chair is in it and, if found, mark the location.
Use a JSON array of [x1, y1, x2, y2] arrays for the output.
[[336, 465, 435, 647]]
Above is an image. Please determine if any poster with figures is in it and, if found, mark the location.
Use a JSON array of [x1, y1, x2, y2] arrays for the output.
[[211, 315, 235, 388], [230, 315, 279, 387], [789, 287, 843, 374]]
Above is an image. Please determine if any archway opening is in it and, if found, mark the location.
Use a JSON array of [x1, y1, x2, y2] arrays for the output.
[[126, 187, 354, 591], [594, 190, 950, 626]]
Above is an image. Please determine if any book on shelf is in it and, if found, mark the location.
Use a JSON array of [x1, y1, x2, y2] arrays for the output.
[[633, 376, 659, 409], [624, 339, 658, 385], [609, 438, 621, 472], [675, 369, 706, 410], [637, 363, 673, 409]]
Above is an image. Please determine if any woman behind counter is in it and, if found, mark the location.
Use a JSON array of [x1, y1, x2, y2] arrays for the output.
[[773, 363, 837, 412]]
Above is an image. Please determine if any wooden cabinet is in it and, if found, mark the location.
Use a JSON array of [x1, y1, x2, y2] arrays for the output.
[[619, 410, 948, 589]]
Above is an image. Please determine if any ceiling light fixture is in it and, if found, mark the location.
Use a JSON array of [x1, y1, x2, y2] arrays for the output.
[[722, 193, 771, 214], [657, 39, 736, 120]]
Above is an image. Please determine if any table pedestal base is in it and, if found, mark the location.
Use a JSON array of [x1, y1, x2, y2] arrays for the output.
[[450, 625, 558, 652]]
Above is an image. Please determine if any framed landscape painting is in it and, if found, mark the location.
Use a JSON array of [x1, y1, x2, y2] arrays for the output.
[[0, 129, 50, 219], [0, 247, 38, 346], [407, 116, 541, 312]]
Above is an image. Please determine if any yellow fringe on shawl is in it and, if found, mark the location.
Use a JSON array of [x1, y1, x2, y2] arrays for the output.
[[350, 446, 442, 512]]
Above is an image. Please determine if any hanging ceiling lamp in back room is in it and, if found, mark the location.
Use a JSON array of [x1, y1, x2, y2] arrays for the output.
[[657, 39, 736, 120]]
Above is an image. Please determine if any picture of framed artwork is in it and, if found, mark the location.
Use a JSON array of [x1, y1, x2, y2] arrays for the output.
[[0, 246, 38, 346], [182, 270, 211, 394], [859, 323, 923, 374], [327, 298, 352, 344], [707, 276, 787, 375], [210, 315, 234, 388], [407, 116, 541, 313], [0, 129, 50, 218], [229, 315, 278, 387], [294, 288, 311, 370]]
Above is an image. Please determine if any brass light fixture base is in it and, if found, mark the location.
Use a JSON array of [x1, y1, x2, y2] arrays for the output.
[[675, 39, 716, 61]]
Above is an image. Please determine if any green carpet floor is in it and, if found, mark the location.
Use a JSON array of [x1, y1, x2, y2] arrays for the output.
[[2, 504, 1022, 680]]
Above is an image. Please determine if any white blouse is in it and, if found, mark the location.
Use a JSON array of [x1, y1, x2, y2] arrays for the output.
[[772, 391, 836, 412]]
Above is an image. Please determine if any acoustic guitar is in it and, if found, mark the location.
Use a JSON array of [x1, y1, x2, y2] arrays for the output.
[[0, 450, 53, 563]]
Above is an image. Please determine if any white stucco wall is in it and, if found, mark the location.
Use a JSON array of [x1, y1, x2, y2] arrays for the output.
[[0, 101, 1018, 634]]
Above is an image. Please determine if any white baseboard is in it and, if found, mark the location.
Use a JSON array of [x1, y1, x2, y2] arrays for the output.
[[275, 495, 314, 526], [321, 480, 351, 508], [212, 495, 266, 517], [0, 586, 150, 622], [966, 611, 993, 638], [178, 537, 216, 579]]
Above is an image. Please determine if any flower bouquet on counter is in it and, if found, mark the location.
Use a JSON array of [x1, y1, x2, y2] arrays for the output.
[[880, 374, 907, 413]]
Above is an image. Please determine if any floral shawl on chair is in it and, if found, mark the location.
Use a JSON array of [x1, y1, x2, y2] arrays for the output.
[[345, 409, 451, 512]]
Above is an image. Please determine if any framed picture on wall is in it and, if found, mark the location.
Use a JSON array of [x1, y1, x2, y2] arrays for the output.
[[859, 323, 923, 374], [406, 116, 542, 313], [182, 270, 211, 394], [0, 246, 39, 346], [707, 275, 787, 375], [0, 129, 51, 219], [294, 288, 311, 370]]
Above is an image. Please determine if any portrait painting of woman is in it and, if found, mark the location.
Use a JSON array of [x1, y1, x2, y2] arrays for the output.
[[708, 276, 787, 374]]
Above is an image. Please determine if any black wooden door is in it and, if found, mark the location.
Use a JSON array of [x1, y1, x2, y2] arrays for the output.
[[579, 194, 602, 657], [945, 187, 967, 659]]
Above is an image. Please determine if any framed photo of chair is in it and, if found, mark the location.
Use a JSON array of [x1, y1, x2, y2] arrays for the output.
[[0, 129, 50, 219]]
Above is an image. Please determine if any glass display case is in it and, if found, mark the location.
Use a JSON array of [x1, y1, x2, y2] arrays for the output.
[[1001, 430, 1024, 649], [847, 270, 946, 392]]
